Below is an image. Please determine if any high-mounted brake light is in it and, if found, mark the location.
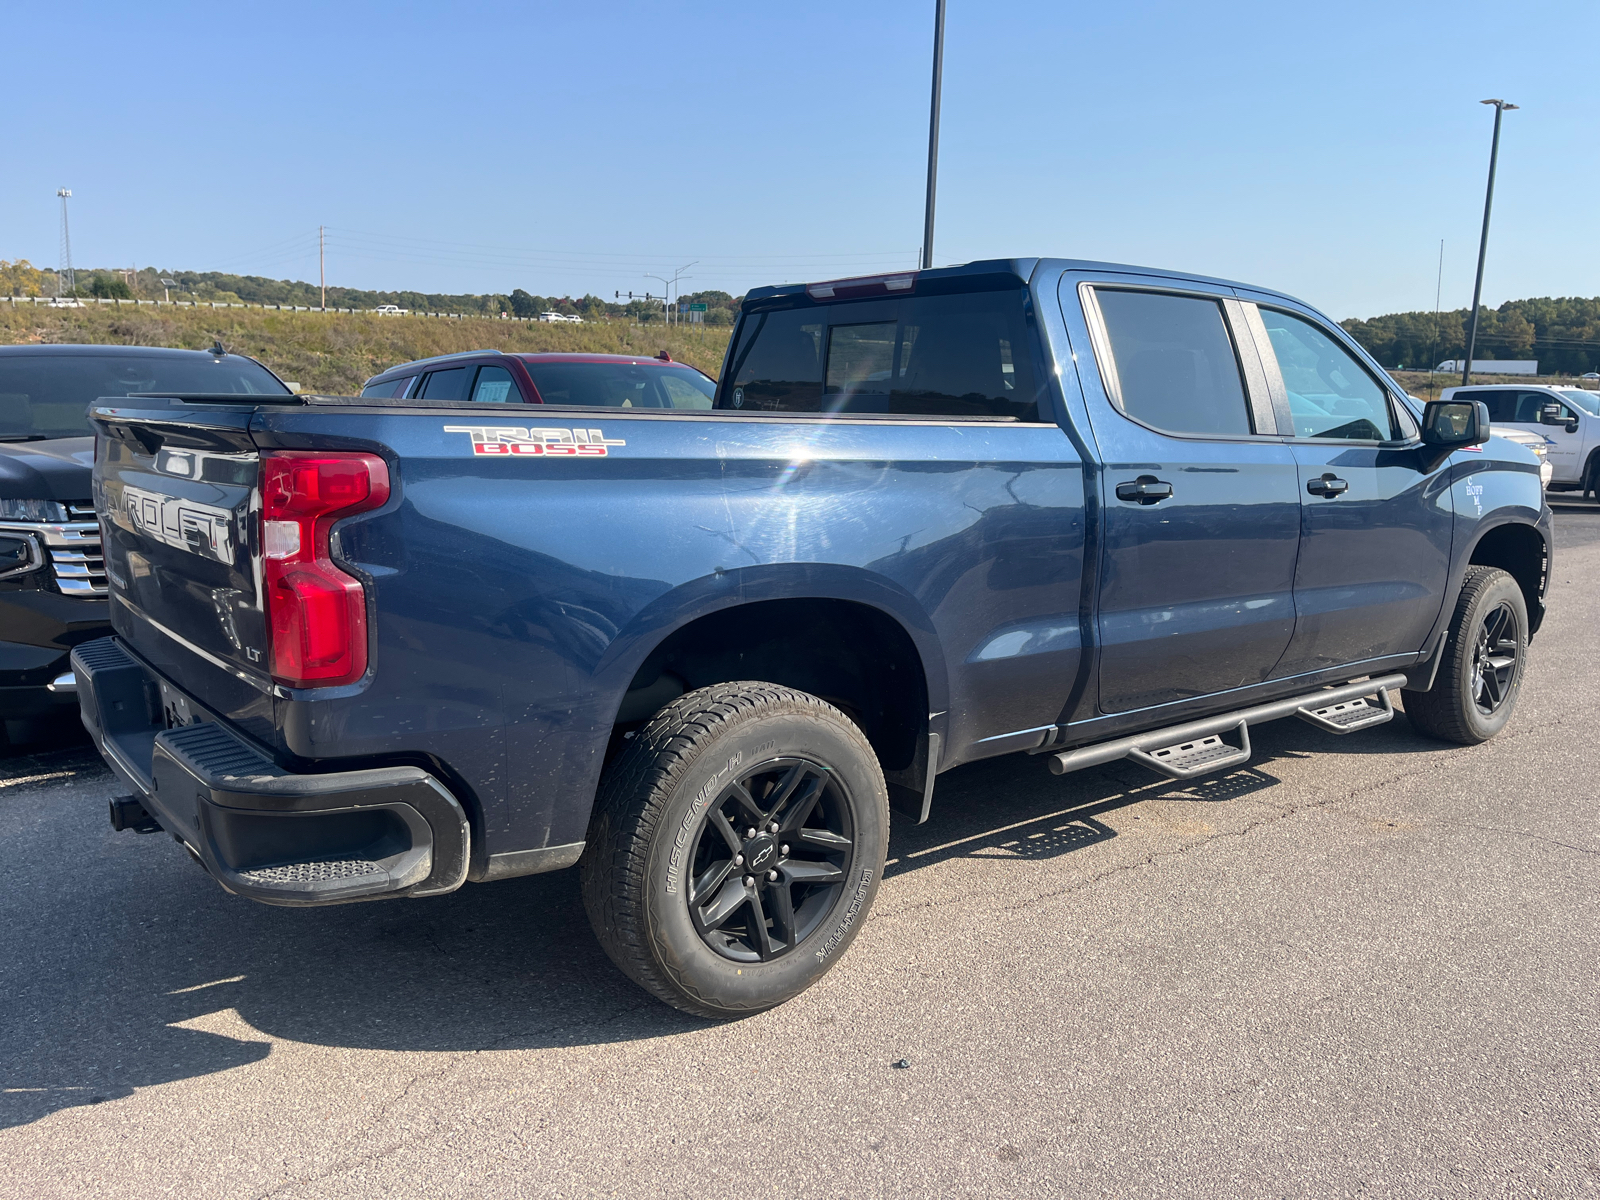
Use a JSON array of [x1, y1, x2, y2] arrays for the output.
[[806, 272, 917, 301], [260, 451, 390, 688]]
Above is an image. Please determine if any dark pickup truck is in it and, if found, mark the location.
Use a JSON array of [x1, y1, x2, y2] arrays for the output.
[[0, 344, 290, 739], [75, 259, 1551, 1017]]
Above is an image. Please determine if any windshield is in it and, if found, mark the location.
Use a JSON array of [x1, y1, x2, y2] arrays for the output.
[[522, 362, 715, 408], [0, 353, 288, 440], [1557, 388, 1600, 417]]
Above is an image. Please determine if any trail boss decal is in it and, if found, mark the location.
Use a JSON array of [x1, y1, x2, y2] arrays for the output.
[[443, 425, 625, 457]]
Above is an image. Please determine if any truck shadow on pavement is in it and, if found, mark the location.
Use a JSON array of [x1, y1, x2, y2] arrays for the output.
[[884, 708, 1443, 877], [0, 710, 1450, 1131]]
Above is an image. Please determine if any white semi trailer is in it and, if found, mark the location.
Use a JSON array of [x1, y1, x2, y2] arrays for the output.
[[1434, 359, 1539, 375]]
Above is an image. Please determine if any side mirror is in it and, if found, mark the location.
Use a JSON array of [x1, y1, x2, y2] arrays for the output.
[[1422, 399, 1490, 449], [1539, 402, 1575, 432]]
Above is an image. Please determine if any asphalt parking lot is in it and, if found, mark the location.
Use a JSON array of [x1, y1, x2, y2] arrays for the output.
[[2, 503, 1597, 1200]]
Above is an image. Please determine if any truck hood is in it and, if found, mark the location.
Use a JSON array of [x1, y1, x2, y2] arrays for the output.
[[0, 437, 95, 501]]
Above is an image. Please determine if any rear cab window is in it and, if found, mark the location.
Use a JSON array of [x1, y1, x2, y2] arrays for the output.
[[717, 287, 1043, 420]]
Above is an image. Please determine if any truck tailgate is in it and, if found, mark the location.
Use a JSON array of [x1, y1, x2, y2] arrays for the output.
[[95, 403, 272, 727]]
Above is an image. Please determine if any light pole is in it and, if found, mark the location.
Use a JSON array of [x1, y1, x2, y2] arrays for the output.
[[921, 0, 946, 270], [1462, 98, 1518, 387], [644, 261, 696, 326]]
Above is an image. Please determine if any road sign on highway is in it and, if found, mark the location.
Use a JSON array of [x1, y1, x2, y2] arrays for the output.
[[688, 303, 707, 312]]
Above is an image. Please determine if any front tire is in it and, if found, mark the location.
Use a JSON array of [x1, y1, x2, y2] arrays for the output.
[[580, 682, 889, 1018], [1403, 565, 1528, 745]]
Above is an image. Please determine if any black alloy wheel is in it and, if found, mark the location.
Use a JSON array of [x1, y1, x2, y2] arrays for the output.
[[1470, 600, 1521, 716], [1403, 565, 1530, 745], [685, 757, 854, 963], [581, 682, 889, 1018]]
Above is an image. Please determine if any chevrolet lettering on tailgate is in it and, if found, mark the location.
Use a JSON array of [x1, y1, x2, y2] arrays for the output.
[[116, 484, 238, 563]]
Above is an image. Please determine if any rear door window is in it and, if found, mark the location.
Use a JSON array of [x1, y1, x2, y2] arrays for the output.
[[1092, 289, 1253, 436], [470, 365, 518, 403], [719, 289, 1042, 419], [418, 367, 469, 401], [1257, 309, 1399, 440]]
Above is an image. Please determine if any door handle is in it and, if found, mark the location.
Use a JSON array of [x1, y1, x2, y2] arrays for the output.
[[1115, 476, 1173, 504], [1307, 474, 1349, 497]]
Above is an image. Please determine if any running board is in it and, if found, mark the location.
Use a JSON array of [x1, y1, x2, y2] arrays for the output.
[[1046, 675, 1407, 779]]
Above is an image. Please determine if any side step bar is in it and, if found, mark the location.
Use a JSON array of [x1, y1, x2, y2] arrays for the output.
[[1047, 674, 1406, 780]]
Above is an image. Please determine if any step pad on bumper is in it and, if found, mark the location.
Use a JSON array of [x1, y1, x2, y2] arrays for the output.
[[72, 636, 471, 908], [237, 858, 388, 887], [154, 722, 468, 906]]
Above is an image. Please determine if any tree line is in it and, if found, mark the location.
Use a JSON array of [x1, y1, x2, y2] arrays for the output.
[[1340, 296, 1600, 375], [0, 261, 741, 326]]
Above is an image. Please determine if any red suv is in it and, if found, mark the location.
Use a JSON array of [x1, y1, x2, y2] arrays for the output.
[[359, 351, 716, 409]]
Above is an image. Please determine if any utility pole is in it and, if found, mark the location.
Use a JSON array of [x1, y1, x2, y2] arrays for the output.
[[319, 226, 326, 310], [1462, 99, 1517, 387], [921, 0, 946, 270], [56, 188, 74, 297]]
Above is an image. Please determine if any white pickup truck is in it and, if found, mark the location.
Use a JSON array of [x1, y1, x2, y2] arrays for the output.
[[1444, 382, 1600, 496]]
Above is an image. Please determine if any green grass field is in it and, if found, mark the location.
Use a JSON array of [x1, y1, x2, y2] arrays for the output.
[[0, 303, 733, 394]]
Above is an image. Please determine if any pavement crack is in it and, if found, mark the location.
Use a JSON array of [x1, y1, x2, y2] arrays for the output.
[[1430, 819, 1598, 857]]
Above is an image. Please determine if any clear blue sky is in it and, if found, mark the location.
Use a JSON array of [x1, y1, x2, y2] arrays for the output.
[[4, 0, 1594, 319]]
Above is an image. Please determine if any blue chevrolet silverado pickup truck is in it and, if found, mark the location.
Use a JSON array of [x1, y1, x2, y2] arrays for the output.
[[74, 259, 1552, 1017]]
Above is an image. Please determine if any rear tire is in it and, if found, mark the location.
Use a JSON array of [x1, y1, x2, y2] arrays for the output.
[[1403, 566, 1528, 745], [580, 682, 888, 1018]]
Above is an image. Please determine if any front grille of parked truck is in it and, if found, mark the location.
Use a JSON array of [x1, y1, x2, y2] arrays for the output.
[[0, 503, 108, 597]]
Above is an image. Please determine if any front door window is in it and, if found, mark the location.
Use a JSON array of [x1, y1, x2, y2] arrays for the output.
[[1256, 310, 1398, 441]]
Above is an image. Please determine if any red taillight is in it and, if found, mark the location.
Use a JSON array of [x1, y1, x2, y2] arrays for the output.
[[260, 452, 390, 688]]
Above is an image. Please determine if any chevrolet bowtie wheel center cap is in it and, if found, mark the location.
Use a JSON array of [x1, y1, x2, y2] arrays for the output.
[[743, 835, 778, 875]]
